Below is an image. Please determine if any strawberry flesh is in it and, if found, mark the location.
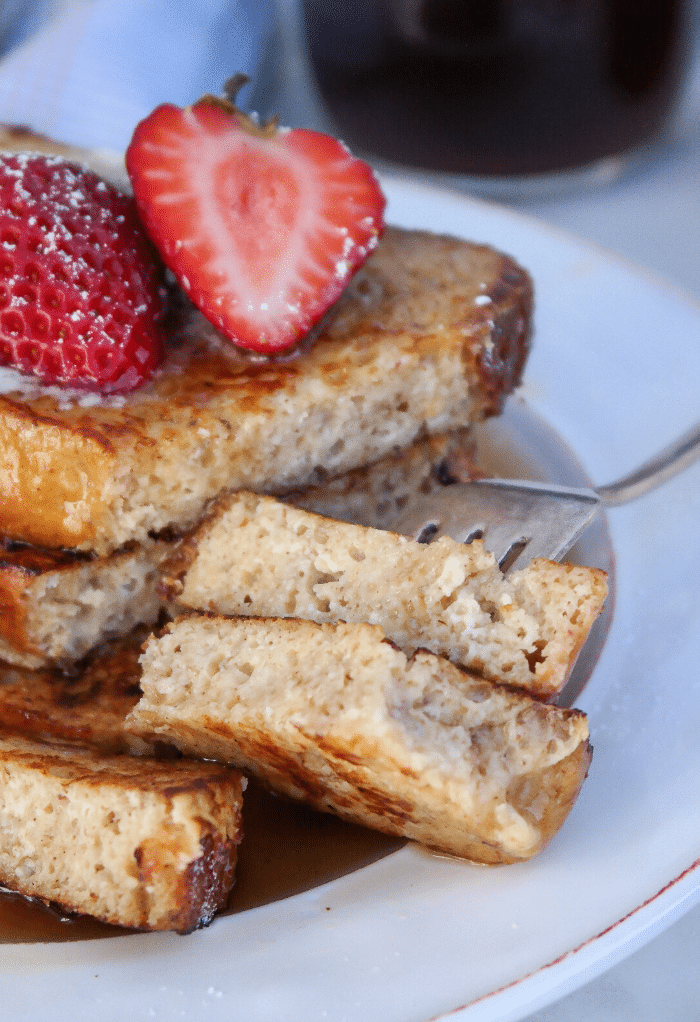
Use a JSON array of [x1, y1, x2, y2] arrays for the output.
[[0, 155, 166, 394], [126, 100, 386, 353]]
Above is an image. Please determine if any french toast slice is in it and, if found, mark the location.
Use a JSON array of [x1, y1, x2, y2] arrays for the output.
[[0, 428, 478, 669], [128, 616, 591, 864], [0, 627, 156, 755], [161, 491, 607, 699], [0, 224, 531, 555], [0, 731, 244, 931]]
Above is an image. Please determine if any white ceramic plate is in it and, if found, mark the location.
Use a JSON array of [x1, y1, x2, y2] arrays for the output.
[[2, 179, 700, 1022]]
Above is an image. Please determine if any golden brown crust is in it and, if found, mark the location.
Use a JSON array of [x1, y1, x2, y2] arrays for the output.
[[132, 822, 239, 934], [180, 715, 589, 864], [130, 616, 591, 863], [0, 539, 93, 657], [0, 731, 238, 801], [0, 402, 115, 550], [505, 739, 592, 856], [157, 528, 205, 603], [473, 256, 533, 416], [323, 227, 533, 419], [0, 628, 155, 755], [134, 713, 589, 865], [0, 732, 244, 932], [0, 222, 532, 554]]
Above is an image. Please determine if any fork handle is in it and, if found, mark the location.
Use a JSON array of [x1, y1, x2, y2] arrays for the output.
[[596, 421, 700, 506]]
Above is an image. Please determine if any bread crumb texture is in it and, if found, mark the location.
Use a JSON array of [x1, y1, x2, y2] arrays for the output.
[[0, 428, 475, 670], [0, 539, 170, 669], [0, 734, 244, 931], [167, 492, 607, 698], [129, 617, 591, 863]]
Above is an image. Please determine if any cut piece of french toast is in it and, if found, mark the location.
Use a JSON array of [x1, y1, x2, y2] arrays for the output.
[[161, 491, 608, 699], [128, 616, 591, 864], [0, 428, 478, 670], [0, 225, 531, 555], [0, 731, 244, 931], [0, 537, 170, 670]]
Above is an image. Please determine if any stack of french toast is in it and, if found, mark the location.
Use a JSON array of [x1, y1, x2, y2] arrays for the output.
[[0, 127, 607, 933]]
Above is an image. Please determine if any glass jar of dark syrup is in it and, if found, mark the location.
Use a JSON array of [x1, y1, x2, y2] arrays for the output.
[[301, 0, 690, 192]]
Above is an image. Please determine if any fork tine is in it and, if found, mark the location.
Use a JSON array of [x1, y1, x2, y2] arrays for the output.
[[490, 483, 601, 571], [390, 480, 602, 573]]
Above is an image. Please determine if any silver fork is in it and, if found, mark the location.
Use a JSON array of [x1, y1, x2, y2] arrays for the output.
[[390, 421, 700, 573]]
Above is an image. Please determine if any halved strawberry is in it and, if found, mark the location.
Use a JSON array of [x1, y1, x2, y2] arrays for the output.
[[125, 80, 386, 354], [0, 154, 166, 394]]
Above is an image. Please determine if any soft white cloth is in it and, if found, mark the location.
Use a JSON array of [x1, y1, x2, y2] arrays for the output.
[[0, 0, 274, 151]]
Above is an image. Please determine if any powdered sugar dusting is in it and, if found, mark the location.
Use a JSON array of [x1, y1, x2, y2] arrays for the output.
[[0, 363, 127, 407], [0, 153, 165, 395]]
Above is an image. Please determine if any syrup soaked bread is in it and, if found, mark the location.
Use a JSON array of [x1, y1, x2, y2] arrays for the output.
[[0, 731, 244, 931], [0, 428, 477, 670], [0, 224, 531, 555], [128, 617, 591, 864], [0, 628, 158, 756], [162, 492, 607, 699]]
